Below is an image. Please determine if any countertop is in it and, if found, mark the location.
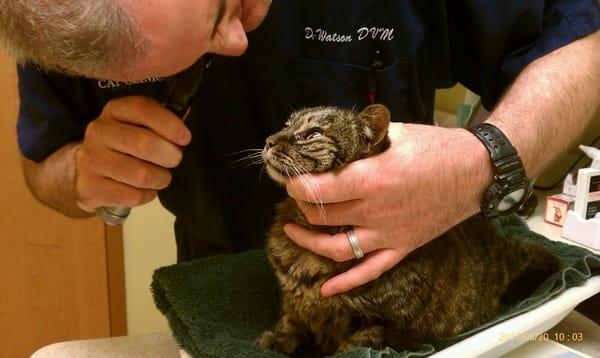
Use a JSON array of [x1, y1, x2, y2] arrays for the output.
[[32, 311, 600, 358], [32, 194, 599, 358], [31, 332, 180, 358]]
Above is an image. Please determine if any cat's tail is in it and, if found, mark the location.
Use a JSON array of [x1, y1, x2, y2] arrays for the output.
[[501, 239, 561, 304]]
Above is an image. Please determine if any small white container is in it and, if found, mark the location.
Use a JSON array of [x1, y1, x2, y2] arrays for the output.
[[573, 168, 600, 220], [562, 210, 600, 250]]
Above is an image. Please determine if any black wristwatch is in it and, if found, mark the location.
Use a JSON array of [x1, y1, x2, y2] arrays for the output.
[[468, 123, 532, 218]]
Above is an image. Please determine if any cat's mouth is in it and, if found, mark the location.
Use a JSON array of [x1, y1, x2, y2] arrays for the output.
[[265, 164, 289, 185], [262, 150, 289, 184], [262, 149, 300, 185]]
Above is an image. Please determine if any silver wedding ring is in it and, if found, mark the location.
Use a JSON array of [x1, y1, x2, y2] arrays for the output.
[[346, 229, 364, 259]]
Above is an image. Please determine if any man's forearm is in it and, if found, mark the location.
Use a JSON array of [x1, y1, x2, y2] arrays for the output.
[[21, 142, 93, 218], [488, 30, 600, 179]]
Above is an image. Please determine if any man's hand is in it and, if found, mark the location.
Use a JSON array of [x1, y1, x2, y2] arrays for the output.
[[74, 96, 191, 211], [285, 123, 493, 297]]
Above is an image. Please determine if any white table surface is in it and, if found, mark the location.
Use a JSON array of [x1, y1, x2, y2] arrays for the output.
[[32, 194, 599, 358]]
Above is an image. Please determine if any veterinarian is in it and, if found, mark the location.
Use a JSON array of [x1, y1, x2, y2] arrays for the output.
[[2, 0, 599, 297]]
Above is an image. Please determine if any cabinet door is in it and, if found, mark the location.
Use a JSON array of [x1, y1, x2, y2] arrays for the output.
[[0, 53, 126, 357]]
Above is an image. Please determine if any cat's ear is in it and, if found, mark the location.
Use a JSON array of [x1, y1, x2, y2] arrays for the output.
[[359, 104, 390, 145]]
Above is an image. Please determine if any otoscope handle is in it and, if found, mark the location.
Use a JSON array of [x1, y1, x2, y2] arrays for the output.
[[96, 206, 131, 226], [97, 56, 211, 225]]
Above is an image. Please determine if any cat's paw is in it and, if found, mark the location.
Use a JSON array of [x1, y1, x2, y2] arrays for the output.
[[256, 330, 276, 349], [256, 330, 299, 355], [336, 326, 385, 353]]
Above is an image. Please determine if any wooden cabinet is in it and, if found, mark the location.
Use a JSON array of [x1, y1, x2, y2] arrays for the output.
[[0, 53, 126, 357]]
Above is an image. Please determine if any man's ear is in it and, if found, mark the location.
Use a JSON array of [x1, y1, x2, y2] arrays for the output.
[[359, 104, 391, 145]]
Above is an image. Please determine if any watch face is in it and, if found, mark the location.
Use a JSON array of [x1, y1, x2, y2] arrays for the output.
[[497, 188, 526, 212]]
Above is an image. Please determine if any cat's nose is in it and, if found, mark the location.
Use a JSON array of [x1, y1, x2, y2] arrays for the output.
[[266, 133, 290, 149], [266, 135, 278, 149]]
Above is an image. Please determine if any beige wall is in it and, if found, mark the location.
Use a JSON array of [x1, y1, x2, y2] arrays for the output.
[[123, 199, 176, 335]]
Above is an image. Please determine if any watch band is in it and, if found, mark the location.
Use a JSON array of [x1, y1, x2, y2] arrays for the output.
[[468, 123, 524, 178], [468, 123, 531, 217], [469, 123, 515, 161]]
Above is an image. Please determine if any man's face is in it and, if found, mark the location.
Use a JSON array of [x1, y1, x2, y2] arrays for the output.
[[112, 0, 270, 81]]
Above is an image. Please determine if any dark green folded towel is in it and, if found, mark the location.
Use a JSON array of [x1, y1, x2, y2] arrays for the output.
[[152, 216, 600, 358]]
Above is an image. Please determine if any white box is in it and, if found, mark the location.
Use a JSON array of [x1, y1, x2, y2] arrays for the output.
[[561, 210, 600, 250]]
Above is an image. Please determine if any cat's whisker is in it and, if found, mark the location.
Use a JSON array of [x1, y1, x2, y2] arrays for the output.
[[230, 151, 265, 168], [228, 149, 263, 162], [231, 152, 263, 161], [241, 160, 264, 170], [289, 163, 327, 221], [292, 162, 322, 202], [235, 157, 264, 166], [258, 164, 266, 181], [301, 179, 327, 221], [304, 175, 327, 221], [226, 148, 264, 156], [284, 167, 294, 183]]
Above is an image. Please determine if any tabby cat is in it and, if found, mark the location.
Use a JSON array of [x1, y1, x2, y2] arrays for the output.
[[256, 104, 559, 355]]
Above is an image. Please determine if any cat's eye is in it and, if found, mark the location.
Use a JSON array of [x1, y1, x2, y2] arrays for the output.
[[293, 129, 323, 141], [306, 130, 322, 140]]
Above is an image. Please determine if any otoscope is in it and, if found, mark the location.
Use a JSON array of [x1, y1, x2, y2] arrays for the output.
[[96, 56, 212, 226]]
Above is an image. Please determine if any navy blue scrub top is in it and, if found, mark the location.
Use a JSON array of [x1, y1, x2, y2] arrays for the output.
[[16, 0, 600, 261]]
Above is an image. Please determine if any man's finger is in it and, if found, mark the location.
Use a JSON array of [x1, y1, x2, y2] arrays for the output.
[[104, 96, 192, 146], [286, 160, 371, 203], [86, 119, 184, 168], [283, 224, 380, 263], [320, 249, 403, 297], [76, 175, 157, 210], [85, 148, 172, 189], [296, 199, 367, 226]]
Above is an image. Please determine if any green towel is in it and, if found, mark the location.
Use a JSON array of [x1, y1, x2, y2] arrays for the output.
[[152, 216, 600, 358]]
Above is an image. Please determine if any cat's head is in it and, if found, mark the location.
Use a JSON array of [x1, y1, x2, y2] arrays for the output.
[[262, 104, 391, 184]]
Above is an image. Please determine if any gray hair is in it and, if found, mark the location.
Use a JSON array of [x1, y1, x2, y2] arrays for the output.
[[0, 0, 144, 77]]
